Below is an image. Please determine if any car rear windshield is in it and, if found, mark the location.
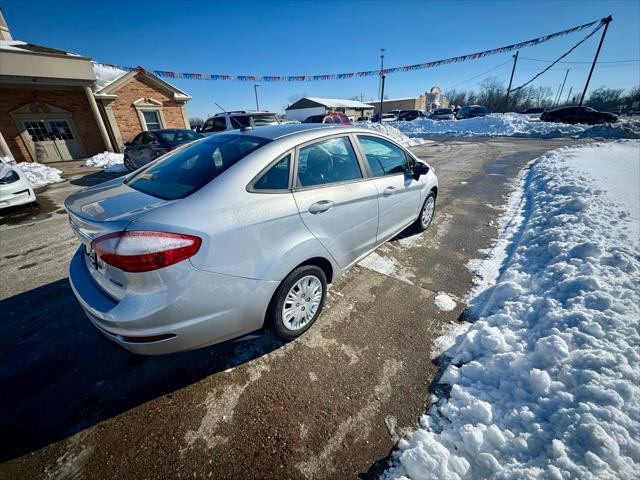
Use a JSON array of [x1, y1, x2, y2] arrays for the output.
[[126, 134, 270, 200], [156, 130, 201, 146], [230, 114, 279, 129]]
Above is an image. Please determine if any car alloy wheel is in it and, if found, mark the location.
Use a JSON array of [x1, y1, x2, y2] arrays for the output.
[[417, 192, 436, 231], [124, 156, 135, 172]]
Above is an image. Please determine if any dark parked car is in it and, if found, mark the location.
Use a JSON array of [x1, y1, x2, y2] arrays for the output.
[[522, 107, 545, 114], [540, 106, 618, 125], [398, 110, 427, 121], [456, 105, 490, 120], [124, 129, 203, 171]]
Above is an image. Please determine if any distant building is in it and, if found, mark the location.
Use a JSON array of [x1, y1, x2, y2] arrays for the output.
[[285, 97, 375, 121], [373, 87, 449, 114], [0, 11, 191, 163]]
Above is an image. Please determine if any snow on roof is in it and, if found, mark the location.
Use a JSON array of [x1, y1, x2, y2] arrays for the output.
[[0, 39, 82, 56], [91, 63, 128, 91], [304, 97, 375, 109]]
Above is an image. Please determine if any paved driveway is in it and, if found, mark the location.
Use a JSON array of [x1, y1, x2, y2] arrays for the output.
[[0, 138, 585, 479]]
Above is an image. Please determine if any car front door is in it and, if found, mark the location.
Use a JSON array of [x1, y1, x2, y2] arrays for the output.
[[355, 135, 422, 244], [292, 135, 379, 268]]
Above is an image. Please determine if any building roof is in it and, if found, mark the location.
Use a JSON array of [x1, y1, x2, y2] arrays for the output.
[[378, 96, 419, 102], [92, 65, 191, 102], [0, 39, 84, 57], [287, 97, 374, 110]]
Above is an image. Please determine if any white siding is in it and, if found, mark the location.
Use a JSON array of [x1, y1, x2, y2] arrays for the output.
[[284, 106, 325, 122]]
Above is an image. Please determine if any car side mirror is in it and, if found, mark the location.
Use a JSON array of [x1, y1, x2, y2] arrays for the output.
[[413, 161, 429, 179]]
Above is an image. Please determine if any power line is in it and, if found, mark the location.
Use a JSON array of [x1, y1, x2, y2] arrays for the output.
[[520, 57, 639, 64], [443, 59, 512, 90], [509, 21, 605, 93]]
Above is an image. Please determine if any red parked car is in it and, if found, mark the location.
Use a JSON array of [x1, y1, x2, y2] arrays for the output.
[[303, 114, 351, 125]]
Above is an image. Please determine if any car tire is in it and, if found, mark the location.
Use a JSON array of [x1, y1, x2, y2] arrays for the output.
[[268, 265, 327, 342], [415, 191, 436, 232], [124, 155, 135, 172]]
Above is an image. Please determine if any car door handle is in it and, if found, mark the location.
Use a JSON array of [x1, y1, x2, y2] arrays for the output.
[[383, 186, 396, 196], [308, 200, 334, 214]]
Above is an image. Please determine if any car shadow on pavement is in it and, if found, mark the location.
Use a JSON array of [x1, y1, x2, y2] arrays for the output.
[[0, 278, 283, 462]]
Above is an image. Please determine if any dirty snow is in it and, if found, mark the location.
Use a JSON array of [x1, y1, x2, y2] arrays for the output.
[[434, 293, 457, 312], [10, 161, 63, 188], [394, 113, 640, 139], [84, 152, 127, 173], [384, 140, 640, 480], [355, 121, 427, 147]]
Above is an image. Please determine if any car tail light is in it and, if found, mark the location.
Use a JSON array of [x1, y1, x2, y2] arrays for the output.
[[91, 231, 202, 272]]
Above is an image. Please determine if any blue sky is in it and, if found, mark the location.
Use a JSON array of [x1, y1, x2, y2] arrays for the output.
[[2, 0, 639, 118]]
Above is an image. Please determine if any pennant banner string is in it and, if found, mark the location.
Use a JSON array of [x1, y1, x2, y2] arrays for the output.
[[93, 18, 606, 82]]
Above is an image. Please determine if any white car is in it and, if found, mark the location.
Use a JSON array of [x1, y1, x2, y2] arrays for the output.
[[381, 113, 397, 123], [0, 161, 36, 209], [430, 108, 455, 121]]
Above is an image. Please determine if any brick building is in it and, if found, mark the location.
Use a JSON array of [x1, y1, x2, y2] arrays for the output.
[[0, 11, 191, 163]]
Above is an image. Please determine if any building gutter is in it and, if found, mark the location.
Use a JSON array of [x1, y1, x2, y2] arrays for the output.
[[84, 86, 113, 153]]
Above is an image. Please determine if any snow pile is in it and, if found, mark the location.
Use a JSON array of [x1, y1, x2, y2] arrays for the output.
[[14, 162, 64, 188], [394, 113, 640, 139], [384, 141, 640, 480], [84, 152, 127, 173], [355, 121, 426, 147], [435, 293, 457, 312]]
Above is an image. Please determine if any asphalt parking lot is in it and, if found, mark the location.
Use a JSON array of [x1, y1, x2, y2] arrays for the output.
[[0, 137, 587, 479]]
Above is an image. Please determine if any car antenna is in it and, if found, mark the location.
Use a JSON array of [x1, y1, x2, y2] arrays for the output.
[[216, 101, 251, 131]]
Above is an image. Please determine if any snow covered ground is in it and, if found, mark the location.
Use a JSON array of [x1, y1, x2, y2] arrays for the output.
[[384, 140, 640, 480], [1, 156, 64, 188], [394, 113, 640, 140], [355, 121, 427, 147], [84, 152, 127, 173]]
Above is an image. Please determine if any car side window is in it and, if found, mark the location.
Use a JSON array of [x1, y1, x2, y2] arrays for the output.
[[253, 154, 291, 191], [357, 135, 410, 177], [323, 116, 334, 124], [141, 132, 157, 144], [296, 136, 362, 188], [131, 133, 144, 145], [202, 118, 214, 133], [212, 117, 227, 131]]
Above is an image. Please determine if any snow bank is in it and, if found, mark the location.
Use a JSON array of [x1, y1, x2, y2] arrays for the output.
[[84, 152, 127, 173], [354, 121, 426, 147], [92, 63, 128, 91], [394, 113, 640, 139], [384, 141, 640, 480], [4, 158, 64, 188]]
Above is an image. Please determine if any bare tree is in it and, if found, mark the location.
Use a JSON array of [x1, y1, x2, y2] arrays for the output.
[[586, 86, 625, 111]]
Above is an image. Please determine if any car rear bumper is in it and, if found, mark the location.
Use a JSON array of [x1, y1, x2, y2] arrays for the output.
[[0, 184, 35, 209], [68, 246, 279, 355]]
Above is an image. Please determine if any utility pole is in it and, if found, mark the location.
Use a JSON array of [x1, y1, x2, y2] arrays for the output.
[[579, 15, 612, 106], [254, 84, 260, 111], [504, 50, 519, 108], [555, 69, 569, 107], [553, 82, 563, 107], [565, 86, 573, 105], [379, 75, 386, 123], [378, 48, 385, 100]]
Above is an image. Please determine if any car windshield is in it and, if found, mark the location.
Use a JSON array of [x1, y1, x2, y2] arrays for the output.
[[251, 114, 279, 126], [156, 130, 201, 146], [126, 134, 271, 200]]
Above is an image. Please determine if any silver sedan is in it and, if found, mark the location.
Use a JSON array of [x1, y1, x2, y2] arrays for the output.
[[65, 124, 438, 354]]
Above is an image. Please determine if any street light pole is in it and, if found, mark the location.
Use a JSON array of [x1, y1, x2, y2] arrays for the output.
[[254, 84, 260, 111], [555, 69, 569, 107]]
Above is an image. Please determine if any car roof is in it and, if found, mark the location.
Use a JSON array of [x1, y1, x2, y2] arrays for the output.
[[213, 123, 369, 141], [150, 128, 195, 133]]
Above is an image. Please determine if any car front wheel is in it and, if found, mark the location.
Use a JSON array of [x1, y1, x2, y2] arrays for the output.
[[124, 155, 135, 172], [415, 192, 436, 231], [268, 265, 327, 341]]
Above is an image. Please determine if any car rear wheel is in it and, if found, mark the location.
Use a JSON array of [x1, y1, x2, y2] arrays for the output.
[[415, 192, 436, 231], [268, 265, 327, 341]]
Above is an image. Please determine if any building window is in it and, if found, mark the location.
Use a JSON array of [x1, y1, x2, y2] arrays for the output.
[[142, 110, 163, 130]]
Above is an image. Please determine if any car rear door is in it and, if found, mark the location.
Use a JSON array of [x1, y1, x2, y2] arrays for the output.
[[355, 134, 422, 244], [292, 134, 379, 268]]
